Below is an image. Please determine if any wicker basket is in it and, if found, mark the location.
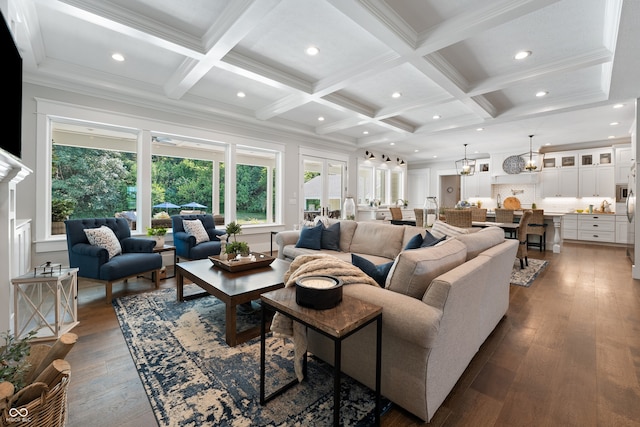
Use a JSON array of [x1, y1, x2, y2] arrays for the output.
[[1, 377, 69, 427]]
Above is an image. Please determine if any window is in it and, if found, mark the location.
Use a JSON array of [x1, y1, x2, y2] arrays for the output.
[[47, 115, 282, 240], [357, 160, 405, 206], [51, 121, 137, 234], [302, 156, 345, 219], [236, 146, 278, 225], [151, 135, 223, 223]]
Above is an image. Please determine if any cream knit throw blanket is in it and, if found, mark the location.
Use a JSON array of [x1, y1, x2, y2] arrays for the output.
[[270, 253, 379, 381]]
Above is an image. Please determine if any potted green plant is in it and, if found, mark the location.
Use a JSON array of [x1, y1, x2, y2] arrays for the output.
[[51, 199, 75, 235], [224, 222, 250, 257], [146, 226, 167, 247], [0, 330, 36, 393]]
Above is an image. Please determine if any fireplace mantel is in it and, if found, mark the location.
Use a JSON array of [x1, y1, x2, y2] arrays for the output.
[[0, 149, 32, 334]]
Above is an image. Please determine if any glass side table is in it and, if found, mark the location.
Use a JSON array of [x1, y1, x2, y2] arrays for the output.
[[11, 268, 79, 341]]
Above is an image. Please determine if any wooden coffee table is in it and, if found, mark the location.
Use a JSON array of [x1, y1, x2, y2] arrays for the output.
[[176, 257, 290, 346]]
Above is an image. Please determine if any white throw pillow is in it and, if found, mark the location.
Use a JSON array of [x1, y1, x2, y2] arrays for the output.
[[430, 220, 471, 239], [183, 219, 210, 244], [84, 225, 122, 259]]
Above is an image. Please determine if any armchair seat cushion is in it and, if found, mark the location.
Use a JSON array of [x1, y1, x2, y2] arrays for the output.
[[189, 241, 222, 260], [100, 253, 162, 281]]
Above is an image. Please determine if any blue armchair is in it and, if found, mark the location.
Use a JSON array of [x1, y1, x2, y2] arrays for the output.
[[172, 214, 226, 260], [65, 218, 163, 303]]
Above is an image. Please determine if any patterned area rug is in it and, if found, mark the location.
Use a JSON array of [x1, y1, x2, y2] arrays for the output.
[[510, 258, 549, 287], [113, 286, 384, 426]]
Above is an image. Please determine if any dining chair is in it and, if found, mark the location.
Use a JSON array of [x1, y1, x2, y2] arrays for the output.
[[413, 208, 424, 228], [389, 207, 403, 221], [470, 208, 487, 222], [516, 210, 533, 269], [526, 209, 547, 251], [495, 208, 516, 238], [443, 209, 472, 228]]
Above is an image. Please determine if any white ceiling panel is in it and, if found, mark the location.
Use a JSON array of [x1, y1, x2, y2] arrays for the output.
[[10, 0, 640, 163]]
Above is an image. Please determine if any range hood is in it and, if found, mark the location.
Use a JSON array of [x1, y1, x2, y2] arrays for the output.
[[491, 173, 539, 185]]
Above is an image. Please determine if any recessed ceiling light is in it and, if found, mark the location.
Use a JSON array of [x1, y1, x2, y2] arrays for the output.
[[432, 155, 437, 158], [476, 128, 484, 131], [545, 143, 551, 146], [613, 103, 624, 109], [414, 149, 419, 153], [112, 53, 125, 62], [536, 91, 548, 97], [390, 142, 395, 145], [610, 122, 619, 126], [306, 46, 319, 56], [317, 116, 325, 121], [608, 135, 616, 139], [236, 91, 246, 98], [514, 50, 531, 60], [363, 131, 369, 135], [433, 115, 441, 120], [391, 92, 402, 98]]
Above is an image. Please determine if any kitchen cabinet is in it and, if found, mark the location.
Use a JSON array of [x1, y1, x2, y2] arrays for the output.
[[562, 214, 578, 240], [577, 214, 615, 243], [616, 215, 629, 243], [578, 165, 614, 197], [579, 148, 614, 167], [615, 146, 632, 183], [542, 151, 578, 169], [542, 167, 579, 197], [541, 151, 579, 197], [463, 158, 491, 198], [578, 148, 614, 197]]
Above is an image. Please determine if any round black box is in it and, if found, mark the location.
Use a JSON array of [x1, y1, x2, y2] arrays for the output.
[[295, 275, 343, 309]]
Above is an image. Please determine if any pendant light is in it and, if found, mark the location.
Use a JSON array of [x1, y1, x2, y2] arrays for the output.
[[455, 144, 475, 176], [523, 134, 540, 172]]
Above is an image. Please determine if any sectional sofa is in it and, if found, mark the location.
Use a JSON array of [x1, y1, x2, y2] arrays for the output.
[[274, 219, 518, 421]]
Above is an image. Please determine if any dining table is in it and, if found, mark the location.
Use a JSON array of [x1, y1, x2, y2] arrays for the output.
[[472, 221, 519, 238]]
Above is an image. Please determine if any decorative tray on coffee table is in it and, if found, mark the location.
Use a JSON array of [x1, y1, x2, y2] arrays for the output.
[[209, 253, 275, 272]]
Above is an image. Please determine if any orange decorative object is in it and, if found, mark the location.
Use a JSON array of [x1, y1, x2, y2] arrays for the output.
[[503, 197, 521, 210]]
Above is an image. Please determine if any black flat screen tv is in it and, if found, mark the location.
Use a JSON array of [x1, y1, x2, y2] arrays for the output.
[[1, 11, 22, 160]]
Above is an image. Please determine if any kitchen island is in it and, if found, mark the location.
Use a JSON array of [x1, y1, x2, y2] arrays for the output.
[[485, 210, 565, 253]]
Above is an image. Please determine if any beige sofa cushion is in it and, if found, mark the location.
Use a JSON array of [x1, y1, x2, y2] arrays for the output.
[[385, 239, 467, 299], [328, 219, 357, 252], [349, 221, 405, 260], [454, 226, 505, 261]]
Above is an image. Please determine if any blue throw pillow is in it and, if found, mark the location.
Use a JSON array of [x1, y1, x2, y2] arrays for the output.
[[321, 222, 341, 251], [420, 230, 446, 247], [351, 254, 394, 287], [404, 233, 424, 250], [296, 222, 323, 250]]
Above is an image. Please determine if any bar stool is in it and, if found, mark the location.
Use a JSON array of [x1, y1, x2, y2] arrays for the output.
[[495, 208, 516, 238], [526, 209, 547, 251]]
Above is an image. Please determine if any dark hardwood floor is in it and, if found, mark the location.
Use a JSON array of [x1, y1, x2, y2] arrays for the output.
[[64, 243, 640, 426]]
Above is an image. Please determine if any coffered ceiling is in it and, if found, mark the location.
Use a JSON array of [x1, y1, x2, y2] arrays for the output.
[[9, 0, 640, 162]]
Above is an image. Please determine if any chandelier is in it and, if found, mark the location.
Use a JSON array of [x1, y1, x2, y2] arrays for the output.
[[455, 144, 476, 176], [522, 134, 540, 172]]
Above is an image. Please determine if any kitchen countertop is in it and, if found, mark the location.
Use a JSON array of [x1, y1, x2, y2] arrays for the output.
[[486, 211, 565, 218]]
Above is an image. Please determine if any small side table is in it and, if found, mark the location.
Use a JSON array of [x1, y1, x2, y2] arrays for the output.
[[260, 287, 382, 427], [153, 244, 176, 279], [11, 268, 79, 342]]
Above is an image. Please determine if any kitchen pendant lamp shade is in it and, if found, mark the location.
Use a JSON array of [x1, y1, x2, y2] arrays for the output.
[[522, 134, 541, 172], [455, 144, 476, 176]]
